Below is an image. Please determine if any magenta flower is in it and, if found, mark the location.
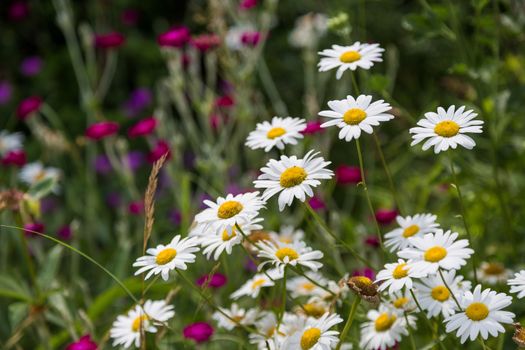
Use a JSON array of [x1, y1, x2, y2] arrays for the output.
[[123, 88, 152, 118], [301, 120, 323, 135], [121, 9, 139, 26], [20, 56, 43, 77], [190, 34, 221, 52], [94, 155, 112, 174], [128, 200, 144, 215], [94, 32, 125, 49], [128, 117, 157, 138], [9, 1, 29, 21], [241, 31, 261, 47], [215, 95, 235, 108], [17, 96, 42, 120], [239, 0, 257, 10], [352, 267, 376, 281], [125, 151, 144, 171], [2, 150, 26, 167], [364, 235, 380, 248], [147, 140, 170, 163], [24, 222, 44, 237], [335, 165, 362, 185], [0, 81, 12, 105], [375, 208, 398, 225], [85, 121, 119, 140], [308, 196, 326, 211], [157, 27, 190, 47], [196, 273, 227, 288], [57, 225, 72, 240], [183, 322, 214, 343], [66, 334, 98, 350]]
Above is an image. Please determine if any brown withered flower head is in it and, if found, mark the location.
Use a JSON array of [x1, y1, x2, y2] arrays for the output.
[[513, 323, 525, 348], [346, 275, 380, 304], [0, 189, 24, 211]]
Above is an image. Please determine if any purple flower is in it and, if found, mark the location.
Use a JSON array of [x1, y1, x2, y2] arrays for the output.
[[106, 192, 121, 208], [301, 120, 323, 135], [352, 267, 376, 281], [239, 0, 257, 10], [17, 96, 42, 120], [57, 225, 72, 240], [0, 81, 12, 105], [196, 273, 227, 288], [94, 32, 125, 49], [128, 117, 157, 138], [375, 208, 398, 225], [94, 154, 112, 174], [121, 9, 139, 26], [244, 257, 258, 272], [335, 165, 362, 185], [40, 197, 59, 214], [24, 222, 44, 237], [364, 235, 380, 248], [85, 121, 119, 140], [66, 334, 97, 350], [169, 210, 182, 225], [241, 31, 261, 47], [20, 56, 43, 76], [157, 27, 191, 47], [123, 88, 152, 118], [183, 322, 214, 343], [9, 1, 29, 21], [125, 151, 144, 171], [128, 200, 144, 215], [308, 196, 326, 211]]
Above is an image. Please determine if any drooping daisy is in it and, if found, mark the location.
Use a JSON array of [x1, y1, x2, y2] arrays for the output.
[[477, 262, 511, 285], [398, 230, 474, 277], [286, 272, 328, 298], [19, 162, 61, 186], [110, 300, 175, 348], [318, 43, 384, 79], [359, 305, 410, 350], [410, 105, 484, 153], [508, 270, 525, 299], [414, 270, 470, 318], [212, 304, 258, 331], [319, 95, 394, 141], [195, 192, 265, 234], [444, 285, 515, 343], [256, 240, 323, 274], [375, 259, 426, 294], [269, 225, 305, 245], [230, 268, 283, 299], [0, 130, 23, 155], [384, 213, 439, 253], [246, 116, 306, 152], [133, 235, 200, 280], [253, 150, 333, 211], [282, 312, 343, 350]]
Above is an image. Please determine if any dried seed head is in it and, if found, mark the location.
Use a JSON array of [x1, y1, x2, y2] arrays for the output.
[[513, 323, 525, 348], [346, 276, 380, 304]]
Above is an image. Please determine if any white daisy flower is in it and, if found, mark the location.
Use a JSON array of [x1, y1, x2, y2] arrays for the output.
[[319, 95, 394, 141], [384, 213, 439, 253], [508, 270, 525, 299], [286, 272, 328, 298], [195, 192, 265, 235], [257, 240, 323, 274], [318, 42, 384, 79], [398, 230, 474, 277], [249, 311, 282, 350], [359, 305, 410, 350], [410, 105, 484, 153], [212, 303, 258, 331], [0, 130, 23, 155], [133, 235, 200, 281], [19, 162, 61, 187], [246, 116, 306, 152], [477, 262, 512, 285], [282, 312, 343, 350], [414, 270, 470, 319], [269, 225, 305, 245], [444, 285, 515, 343], [110, 300, 175, 348], [297, 300, 331, 319], [253, 150, 333, 211], [230, 268, 283, 300], [387, 290, 417, 314], [375, 259, 426, 294]]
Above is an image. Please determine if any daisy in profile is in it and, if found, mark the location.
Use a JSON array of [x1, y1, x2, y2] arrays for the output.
[[0, 130, 23, 155], [319, 95, 394, 141], [384, 213, 439, 253], [318, 42, 384, 79], [269, 225, 305, 245], [508, 270, 525, 299], [282, 312, 343, 350], [410, 105, 484, 153], [19, 162, 61, 187], [477, 262, 511, 285], [375, 259, 425, 294], [398, 230, 474, 277], [110, 300, 175, 348], [212, 304, 258, 331], [245, 116, 306, 152], [254, 150, 333, 211], [444, 285, 514, 343], [414, 270, 470, 318], [359, 305, 410, 350], [256, 240, 323, 274], [286, 272, 328, 298], [230, 268, 282, 299], [195, 192, 265, 234], [133, 235, 200, 280]]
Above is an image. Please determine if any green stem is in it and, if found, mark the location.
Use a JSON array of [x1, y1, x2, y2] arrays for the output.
[[277, 267, 287, 327], [409, 289, 446, 350], [404, 311, 417, 350], [335, 296, 361, 350], [438, 268, 462, 310]]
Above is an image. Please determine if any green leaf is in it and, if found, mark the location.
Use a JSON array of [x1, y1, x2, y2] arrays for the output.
[[37, 245, 63, 288], [0, 274, 32, 302], [27, 177, 57, 199]]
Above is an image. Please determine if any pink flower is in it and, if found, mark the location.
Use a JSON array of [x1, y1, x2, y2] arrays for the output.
[[128, 200, 144, 215], [241, 31, 261, 47], [364, 235, 380, 248], [66, 334, 98, 350], [375, 208, 398, 225], [239, 0, 257, 10], [191, 34, 221, 52], [157, 27, 190, 47], [9, 1, 29, 21], [128, 117, 157, 138], [94, 32, 125, 49], [2, 150, 26, 167], [85, 121, 119, 140], [196, 273, 227, 288], [308, 196, 326, 211], [17, 96, 42, 120], [121, 9, 139, 26], [352, 267, 376, 281], [335, 165, 361, 185], [57, 225, 72, 240], [214, 95, 235, 108], [147, 140, 170, 163], [24, 222, 44, 237], [301, 120, 323, 135], [183, 322, 214, 343]]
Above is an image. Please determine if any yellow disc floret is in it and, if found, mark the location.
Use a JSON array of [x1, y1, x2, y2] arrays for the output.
[[375, 313, 397, 332], [392, 263, 408, 279], [222, 228, 237, 241], [156, 248, 177, 265], [402, 224, 420, 238], [465, 302, 489, 321], [343, 108, 367, 125], [217, 200, 243, 219], [280, 166, 307, 188], [267, 127, 286, 139], [339, 50, 362, 63], [275, 247, 299, 262], [434, 120, 460, 137], [431, 285, 451, 302], [424, 246, 447, 262], [300, 327, 321, 350], [131, 315, 149, 332]]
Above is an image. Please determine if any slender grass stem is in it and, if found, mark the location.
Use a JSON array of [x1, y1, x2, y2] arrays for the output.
[[404, 311, 417, 350], [409, 289, 446, 350], [277, 268, 287, 327], [335, 296, 361, 350], [438, 268, 462, 310]]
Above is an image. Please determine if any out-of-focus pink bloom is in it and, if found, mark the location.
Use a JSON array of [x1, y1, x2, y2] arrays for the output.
[[128, 200, 144, 215], [123, 88, 152, 118], [94, 155, 112, 174], [94, 32, 125, 49], [239, 0, 257, 10], [0, 81, 12, 105], [57, 225, 72, 240], [191, 34, 221, 52], [301, 120, 323, 135], [157, 27, 190, 47], [183, 322, 214, 343], [106, 192, 121, 208], [335, 165, 362, 185], [241, 31, 261, 46], [85, 121, 119, 140], [24, 222, 44, 237], [66, 334, 98, 350], [308, 196, 326, 211], [125, 151, 144, 171], [375, 208, 398, 225], [209, 114, 221, 131], [17, 96, 42, 120], [128, 117, 157, 138], [121, 9, 139, 26], [196, 273, 227, 288], [215, 95, 235, 108], [169, 210, 182, 225], [9, 1, 29, 21], [352, 267, 376, 281], [2, 150, 27, 167], [40, 197, 59, 214], [147, 140, 170, 163], [364, 235, 380, 248], [244, 257, 258, 272], [20, 56, 43, 77]]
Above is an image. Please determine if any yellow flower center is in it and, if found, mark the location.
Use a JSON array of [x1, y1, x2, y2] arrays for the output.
[[353, 276, 373, 286], [424, 246, 448, 263], [339, 50, 362, 63], [279, 166, 307, 188], [483, 263, 505, 275], [402, 224, 420, 238], [392, 263, 408, 279], [431, 285, 450, 302], [267, 127, 286, 139], [222, 228, 237, 241], [131, 315, 149, 332], [343, 108, 367, 125], [155, 248, 177, 265], [303, 303, 326, 318], [217, 200, 243, 219], [35, 170, 47, 181], [300, 327, 321, 350], [393, 297, 409, 309], [465, 302, 489, 321], [251, 278, 267, 289], [301, 282, 316, 292], [375, 313, 397, 332], [434, 120, 460, 137], [275, 247, 299, 262]]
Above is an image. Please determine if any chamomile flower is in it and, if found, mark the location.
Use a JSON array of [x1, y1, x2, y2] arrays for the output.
[[231, 268, 283, 299], [195, 192, 265, 234], [0, 130, 23, 155], [398, 230, 474, 277], [133, 235, 200, 280], [410, 105, 484, 153], [319, 95, 394, 141], [249, 312, 282, 349], [359, 305, 410, 350], [212, 304, 258, 331], [19, 162, 61, 187], [286, 272, 328, 298], [508, 270, 525, 299], [245, 116, 306, 152], [318, 43, 384, 79], [256, 240, 323, 274], [384, 213, 439, 252], [282, 312, 343, 350], [387, 290, 417, 314], [110, 300, 175, 348], [477, 262, 511, 285], [375, 259, 425, 294], [444, 285, 515, 343], [253, 150, 333, 211], [269, 225, 305, 245]]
